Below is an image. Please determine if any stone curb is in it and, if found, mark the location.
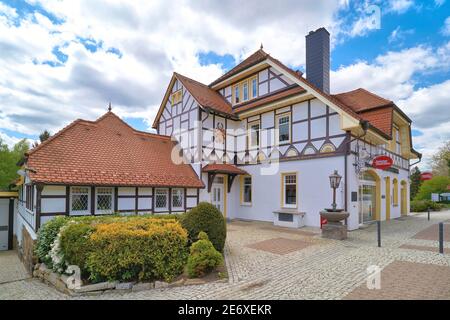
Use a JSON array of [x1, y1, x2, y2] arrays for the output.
[[33, 263, 227, 296]]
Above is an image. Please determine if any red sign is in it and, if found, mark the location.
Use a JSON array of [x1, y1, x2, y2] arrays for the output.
[[371, 155, 393, 170], [420, 172, 433, 181], [320, 216, 328, 229]]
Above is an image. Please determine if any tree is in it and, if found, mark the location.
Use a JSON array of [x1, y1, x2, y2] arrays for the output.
[[410, 166, 422, 200], [39, 130, 51, 143], [430, 140, 450, 177], [32, 130, 51, 149], [0, 138, 30, 191], [414, 176, 450, 201]]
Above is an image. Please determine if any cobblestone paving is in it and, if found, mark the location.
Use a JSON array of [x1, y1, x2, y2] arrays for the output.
[[1, 211, 450, 300]]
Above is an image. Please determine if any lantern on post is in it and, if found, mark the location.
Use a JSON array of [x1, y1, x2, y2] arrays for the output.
[[329, 170, 342, 211]]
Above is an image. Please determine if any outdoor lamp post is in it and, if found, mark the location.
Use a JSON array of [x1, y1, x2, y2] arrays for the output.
[[329, 170, 342, 211]]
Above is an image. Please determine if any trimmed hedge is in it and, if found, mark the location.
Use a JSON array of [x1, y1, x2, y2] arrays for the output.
[[35, 216, 68, 268], [180, 202, 226, 252], [85, 218, 188, 283], [187, 232, 223, 278], [410, 199, 445, 212]]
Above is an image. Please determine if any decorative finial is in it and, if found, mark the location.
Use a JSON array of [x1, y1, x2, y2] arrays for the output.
[[260, 43, 263, 50], [108, 102, 112, 112]]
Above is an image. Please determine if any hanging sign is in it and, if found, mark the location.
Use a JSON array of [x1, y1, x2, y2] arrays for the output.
[[371, 155, 393, 170], [420, 172, 433, 181]]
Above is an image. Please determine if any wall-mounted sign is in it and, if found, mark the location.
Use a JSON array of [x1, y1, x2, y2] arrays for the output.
[[420, 172, 433, 181], [371, 155, 393, 170]]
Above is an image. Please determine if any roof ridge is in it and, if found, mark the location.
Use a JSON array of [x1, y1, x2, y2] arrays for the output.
[[209, 48, 269, 87], [27, 118, 84, 156]]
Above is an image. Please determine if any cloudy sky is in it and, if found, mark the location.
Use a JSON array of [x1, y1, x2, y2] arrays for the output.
[[0, 0, 449, 169]]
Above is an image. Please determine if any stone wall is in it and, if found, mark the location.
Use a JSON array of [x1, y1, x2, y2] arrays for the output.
[[18, 226, 36, 274]]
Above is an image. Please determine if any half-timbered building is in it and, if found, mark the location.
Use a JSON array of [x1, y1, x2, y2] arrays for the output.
[[14, 27, 421, 249]]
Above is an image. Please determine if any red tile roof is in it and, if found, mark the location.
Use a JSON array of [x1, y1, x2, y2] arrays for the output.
[[209, 49, 269, 87], [175, 72, 234, 116], [359, 106, 393, 138], [202, 164, 248, 175], [332, 88, 395, 138], [234, 86, 306, 113], [332, 88, 392, 112], [26, 112, 204, 188]]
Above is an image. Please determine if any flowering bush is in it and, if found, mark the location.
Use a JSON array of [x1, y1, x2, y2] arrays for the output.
[[35, 216, 68, 269]]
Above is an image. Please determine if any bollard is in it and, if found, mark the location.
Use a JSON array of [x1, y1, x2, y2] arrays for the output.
[[428, 207, 430, 221], [439, 222, 444, 254], [377, 221, 381, 248]]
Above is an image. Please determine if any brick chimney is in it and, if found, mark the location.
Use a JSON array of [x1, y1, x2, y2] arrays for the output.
[[305, 27, 330, 94]]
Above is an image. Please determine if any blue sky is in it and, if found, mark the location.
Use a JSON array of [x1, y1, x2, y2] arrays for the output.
[[0, 0, 449, 168]]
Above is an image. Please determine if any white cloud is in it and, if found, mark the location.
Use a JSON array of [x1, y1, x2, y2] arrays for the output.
[[387, 0, 415, 14], [331, 45, 444, 100], [0, 0, 346, 138], [442, 16, 450, 36], [0, 131, 22, 148], [388, 26, 414, 43], [331, 42, 450, 169]]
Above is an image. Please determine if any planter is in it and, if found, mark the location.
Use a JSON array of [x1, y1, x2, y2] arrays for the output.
[[319, 211, 349, 223]]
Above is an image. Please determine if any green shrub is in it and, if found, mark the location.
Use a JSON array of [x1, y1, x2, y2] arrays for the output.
[[187, 232, 223, 278], [59, 222, 96, 277], [35, 216, 68, 268], [85, 218, 188, 283], [410, 199, 445, 212], [180, 202, 226, 252], [415, 176, 450, 200]]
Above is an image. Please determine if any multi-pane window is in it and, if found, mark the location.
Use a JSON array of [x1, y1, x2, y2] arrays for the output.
[[25, 184, 33, 211], [155, 188, 168, 210], [277, 114, 290, 143], [232, 76, 258, 105], [96, 187, 113, 213], [249, 122, 260, 148], [242, 176, 252, 204], [71, 187, 89, 213], [243, 82, 248, 101], [252, 78, 257, 98], [172, 188, 184, 210], [283, 173, 297, 207], [171, 89, 182, 105], [395, 126, 401, 154], [234, 86, 240, 104]]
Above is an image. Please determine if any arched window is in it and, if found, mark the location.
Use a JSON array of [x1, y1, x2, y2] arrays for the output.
[[320, 143, 336, 153]]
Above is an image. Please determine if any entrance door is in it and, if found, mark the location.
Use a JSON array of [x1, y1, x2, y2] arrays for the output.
[[0, 199, 10, 251], [359, 184, 376, 224], [211, 184, 224, 214]]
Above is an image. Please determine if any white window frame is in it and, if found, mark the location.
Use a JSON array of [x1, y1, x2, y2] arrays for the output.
[[171, 188, 184, 211], [70, 186, 90, 215], [154, 188, 169, 212], [276, 113, 291, 144], [95, 187, 114, 214], [248, 120, 260, 149], [282, 173, 297, 208], [241, 175, 252, 206], [251, 76, 258, 99]]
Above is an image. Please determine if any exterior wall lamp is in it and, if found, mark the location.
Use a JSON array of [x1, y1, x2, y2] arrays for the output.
[[329, 170, 342, 211]]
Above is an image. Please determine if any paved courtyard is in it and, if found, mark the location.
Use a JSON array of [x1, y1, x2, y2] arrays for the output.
[[1, 210, 450, 300]]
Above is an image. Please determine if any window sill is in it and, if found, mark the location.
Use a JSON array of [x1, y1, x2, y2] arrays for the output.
[[240, 203, 252, 207], [282, 205, 297, 209]]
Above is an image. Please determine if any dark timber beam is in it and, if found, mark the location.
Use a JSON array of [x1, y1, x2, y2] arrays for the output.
[[227, 174, 237, 193]]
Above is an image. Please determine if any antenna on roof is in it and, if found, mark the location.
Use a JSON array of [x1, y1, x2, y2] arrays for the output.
[[260, 43, 263, 50], [108, 102, 112, 112]]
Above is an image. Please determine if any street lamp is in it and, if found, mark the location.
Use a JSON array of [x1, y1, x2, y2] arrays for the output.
[[329, 170, 342, 211]]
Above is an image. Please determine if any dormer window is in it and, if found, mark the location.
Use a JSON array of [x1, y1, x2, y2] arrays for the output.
[[234, 86, 240, 104], [243, 82, 248, 101], [232, 75, 258, 106]]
